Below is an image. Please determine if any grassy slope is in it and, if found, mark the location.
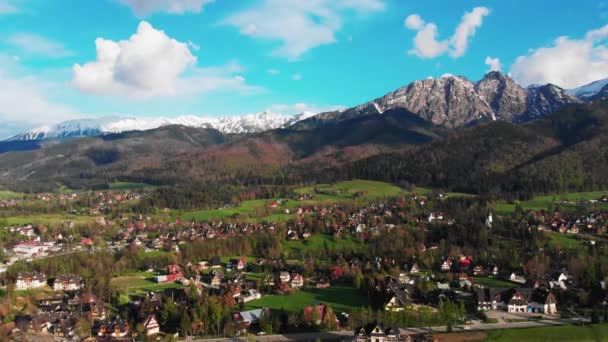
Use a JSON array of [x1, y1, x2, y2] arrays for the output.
[[0, 190, 24, 200], [177, 180, 434, 223], [546, 232, 584, 250], [484, 323, 608, 341], [495, 191, 608, 214], [472, 277, 518, 288], [245, 283, 369, 314], [283, 234, 364, 258], [0, 214, 98, 227], [111, 271, 183, 294]]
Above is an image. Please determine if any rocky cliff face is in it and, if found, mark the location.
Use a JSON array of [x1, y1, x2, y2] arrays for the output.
[[294, 71, 581, 130]]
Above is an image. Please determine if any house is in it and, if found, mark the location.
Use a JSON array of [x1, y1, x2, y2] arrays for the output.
[[301, 304, 338, 327], [440, 258, 452, 272], [355, 323, 394, 342], [155, 271, 184, 284], [355, 322, 422, 342], [53, 275, 83, 291], [476, 287, 502, 311], [142, 315, 160, 336], [97, 319, 130, 338], [550, 271, 571, 290], [16, 272, 47, 290], [473, 266, 485, 276], [239, 289, 262, 303], [233, 308, 269, 334], [167, 264, 181, 274], [385, 288, 411, 312], [528, 288, 558, 314], [428, 212, 443, 222], [279, 271, 291, 283], [509, 272, 527, 285], [496, 288, 529, 313], [237, 258, 247, 271], [211, 272, 223, 288], [316, 278, 331, 288], [291, 273, 304, 288], [409, 263, 420, 274]]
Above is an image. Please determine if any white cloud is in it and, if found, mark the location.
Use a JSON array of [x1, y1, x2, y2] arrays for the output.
[[404, 14, 424, 30], [8, 33, 73, 58], [187, 40, 200, 51], [292, 73, 302, 81], [510, 25, 608, 88], [0, 54, 79, 136], [73, 21, 256, 99], [408, 22, 448, 58], [223, 0, 385, 59], [449, 7, 490, 58], [118, 0, 213, 17], [0, 0, 19, 14], [267, 69, 280, 75], [485, 56, 501, 72], [405, 7, 490, 59]]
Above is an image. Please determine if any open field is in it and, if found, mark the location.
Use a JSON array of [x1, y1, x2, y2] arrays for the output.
[[472, 277, 518, 288], [0, 190, 24, 200], [0, 214, 99, 227], [245, 283, 369, 314], [283, 234, 364, 258], [545, 232, 584, 250], [484, 323, 608, 341], [174, 180, 470, 223], [111, 271, 183, 294], [495, 191, 608, 215], [109, 181, 153, 190], [177, 180, 408, 222]]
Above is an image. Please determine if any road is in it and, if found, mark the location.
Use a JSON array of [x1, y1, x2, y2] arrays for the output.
[[189, 317, 590, 341]]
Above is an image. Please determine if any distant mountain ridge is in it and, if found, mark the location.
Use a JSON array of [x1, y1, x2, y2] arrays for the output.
[[6, 112, 303, 141], [7, 72, 608, 141], [292, 72, 584, 130]]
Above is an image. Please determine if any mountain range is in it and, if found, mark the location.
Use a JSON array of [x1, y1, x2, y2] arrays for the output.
[[1, 71, 608, 194], [6, 112, 311, 141], [6, 72, 607, 142]]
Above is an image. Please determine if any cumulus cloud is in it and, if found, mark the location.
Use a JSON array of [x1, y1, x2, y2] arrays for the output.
[[485, 56, 501, 72], [223, 0, 385, 59], [73, 21, 256, 99], [8, 33, 73, 58], [404, 14, 424, 30], [510, 25, 608, 88], [405, 7, 490, 59], [449, 7, 490, 58], [0, 53, 79, 137], [267, 69, 280, 75], [118, 0, 214, 17], [292, 73, 302, 81]]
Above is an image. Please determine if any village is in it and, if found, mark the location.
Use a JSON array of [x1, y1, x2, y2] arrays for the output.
[[0, 186, 608, 341]]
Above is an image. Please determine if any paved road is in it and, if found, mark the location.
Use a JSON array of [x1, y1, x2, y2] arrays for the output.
[[190, 317, 590, 341]]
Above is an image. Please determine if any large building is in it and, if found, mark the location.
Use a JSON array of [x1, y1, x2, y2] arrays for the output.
[[53, 275, 84, 291], [15, 272, 47, 290]]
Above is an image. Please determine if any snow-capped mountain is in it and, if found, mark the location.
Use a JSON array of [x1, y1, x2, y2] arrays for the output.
[[293, 71, 581, 130], [7, 112, 312, 141], [566, 78, 608, 101]]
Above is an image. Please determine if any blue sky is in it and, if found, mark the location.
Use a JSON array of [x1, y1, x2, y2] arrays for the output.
[[0, 0, 607, 137]]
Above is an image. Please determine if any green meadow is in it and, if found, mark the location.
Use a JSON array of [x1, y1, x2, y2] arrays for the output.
[[495, 191, 608, 215]]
